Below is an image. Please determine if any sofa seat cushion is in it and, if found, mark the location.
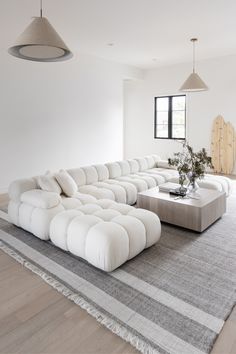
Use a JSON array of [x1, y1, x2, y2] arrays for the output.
[[78, 185, 115, 201], [130, 174, 156, 188], [136, 172, 165, 185], [21, 190, 61, 209], [50, 205, 161, 272], [73, 192, 97, 204], [116, 176, 148, 192], [61, 197, 83, 210], [93, 182, 126, 203], [104, 180, 137, 205], [146, 168, 179, 181]]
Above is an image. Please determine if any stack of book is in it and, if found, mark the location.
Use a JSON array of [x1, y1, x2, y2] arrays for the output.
[[159, 182, 188, 196]]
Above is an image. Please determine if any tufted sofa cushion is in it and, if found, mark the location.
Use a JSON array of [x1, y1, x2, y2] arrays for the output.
[[145, 156, 156, 169], [93, 182, 126, 203], [128, 159, 140, 173], [82, 166, 99, 184], [105, 162, 122, 178], [78, 185, 115, 201], [117, 176, 148, 192], [105, 179, 137, 205], [67, 168, 86, 186], [135, 157, 149, 171], [117, 160, 131, 175], [50, 202, 161, 272], [93, 164, 109, 181]]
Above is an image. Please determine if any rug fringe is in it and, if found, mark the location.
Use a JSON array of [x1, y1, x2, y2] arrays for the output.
[[0, 241, 160, 354]]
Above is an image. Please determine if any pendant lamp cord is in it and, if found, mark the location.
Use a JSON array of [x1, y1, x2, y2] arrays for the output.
[[193, 40, 195, 73], [191, 38, 197, 73], [40, 0, 43, 17]]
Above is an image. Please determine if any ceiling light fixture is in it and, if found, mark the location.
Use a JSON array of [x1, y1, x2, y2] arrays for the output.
[[180, 38, 208, 92], [8, 0, 73, 62]]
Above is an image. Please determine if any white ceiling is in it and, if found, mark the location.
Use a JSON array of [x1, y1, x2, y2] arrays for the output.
[[2, 0, 236, 69]]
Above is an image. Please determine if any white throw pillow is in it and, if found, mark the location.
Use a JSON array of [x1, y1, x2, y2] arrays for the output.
[[37, 173, 62, 194], [55, 170, 78, 197]]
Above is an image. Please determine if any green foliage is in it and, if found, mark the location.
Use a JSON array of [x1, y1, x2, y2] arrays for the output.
[[168, 142, 214, 178]]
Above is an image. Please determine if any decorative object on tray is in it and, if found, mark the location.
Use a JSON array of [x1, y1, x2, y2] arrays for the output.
[[168, 142, 214, 193]]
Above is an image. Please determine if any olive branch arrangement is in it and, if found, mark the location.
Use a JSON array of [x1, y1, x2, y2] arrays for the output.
[[168, 142, 214, 181]]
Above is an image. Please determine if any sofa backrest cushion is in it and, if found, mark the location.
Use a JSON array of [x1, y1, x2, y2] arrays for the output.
[[67, 168, 86, 187], [9, 178, 38, 202], [145, 156, 156, 169], [152, 154, 161, 163], [117, 161, 131, 175], [94, 164, 109, 181], [128, 159, 140, 173], [55, 170, 78, 197], [105, 162, 122, 178], [82, 166, 99, 184], [135, 157, 149, 171]]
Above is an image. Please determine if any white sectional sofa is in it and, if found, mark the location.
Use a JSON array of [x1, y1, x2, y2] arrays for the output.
[[8, 155, 231, 271]]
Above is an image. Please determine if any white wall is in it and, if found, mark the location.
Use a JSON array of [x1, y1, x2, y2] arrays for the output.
[[0, 50, 142, 192], [124, 55, 236, 173]]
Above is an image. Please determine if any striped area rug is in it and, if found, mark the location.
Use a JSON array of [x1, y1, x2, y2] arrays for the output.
[[0, 189, 236, 354]]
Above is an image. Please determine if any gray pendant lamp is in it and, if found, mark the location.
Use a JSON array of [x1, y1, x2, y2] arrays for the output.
[[180, 38, 208, 92], [8, 0, 73, 62]]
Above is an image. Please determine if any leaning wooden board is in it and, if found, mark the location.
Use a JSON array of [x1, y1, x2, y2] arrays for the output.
[[211, 115, 236, 174]]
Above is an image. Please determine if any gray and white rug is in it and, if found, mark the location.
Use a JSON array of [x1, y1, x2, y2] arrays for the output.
[[0, 189, 236, 354]]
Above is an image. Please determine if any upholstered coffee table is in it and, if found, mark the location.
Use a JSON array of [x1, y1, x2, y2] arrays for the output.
[[137, 187, 226, 232]]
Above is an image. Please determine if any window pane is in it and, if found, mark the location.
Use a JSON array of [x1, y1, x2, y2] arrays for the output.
[[172, 124, 185, 139], [156, 124, 168, 138], [157, 111, 168, 125], [172, 111, 185, 125], [156, 97, 168, 111], [172, 96, 185, 111]]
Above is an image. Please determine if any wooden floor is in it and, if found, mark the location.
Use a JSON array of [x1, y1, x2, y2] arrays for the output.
[[0, 194, 236, 354]]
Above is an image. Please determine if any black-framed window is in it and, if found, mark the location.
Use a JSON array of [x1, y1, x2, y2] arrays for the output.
[[154, 95, 186, 140]]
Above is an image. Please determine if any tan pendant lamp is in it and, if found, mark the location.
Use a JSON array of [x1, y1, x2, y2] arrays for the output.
[[180, 38, 208, 92], [8, 0, 73, 62]]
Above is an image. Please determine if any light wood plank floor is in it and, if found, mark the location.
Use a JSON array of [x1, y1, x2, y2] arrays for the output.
[[0, 194, 236, 354]]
